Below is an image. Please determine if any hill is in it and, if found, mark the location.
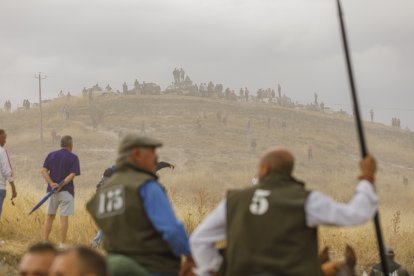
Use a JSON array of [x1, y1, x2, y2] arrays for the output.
[[0, 94, 413, 274]]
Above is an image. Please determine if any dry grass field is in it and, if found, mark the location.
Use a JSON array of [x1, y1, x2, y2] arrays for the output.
[[0, 94, 413, 275]]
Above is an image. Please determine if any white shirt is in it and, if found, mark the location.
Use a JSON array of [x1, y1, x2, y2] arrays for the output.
[[0, 146, 14, 190], [190, 180, 378, 276]]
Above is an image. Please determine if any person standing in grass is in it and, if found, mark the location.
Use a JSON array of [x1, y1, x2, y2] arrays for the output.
[[0, 129, 17, 220], [41, 135, 80, 248]]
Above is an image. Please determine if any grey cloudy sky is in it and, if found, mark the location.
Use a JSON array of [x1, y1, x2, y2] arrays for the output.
[[1, 0, 413, 128]]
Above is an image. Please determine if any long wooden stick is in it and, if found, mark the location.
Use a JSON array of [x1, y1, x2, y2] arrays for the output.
[[336, 0, 389, 274]]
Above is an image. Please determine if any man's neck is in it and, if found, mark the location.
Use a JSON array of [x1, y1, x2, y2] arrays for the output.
[[124, 162, 158, 179]]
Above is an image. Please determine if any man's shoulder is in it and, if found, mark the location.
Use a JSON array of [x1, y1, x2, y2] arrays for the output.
[[139, 179, 166, 194], [61, 149, 79, 160], [47, 149, 61, 156], [141, 179, 163, 190], [44, 149, 58, 160], [46, 149, 78, 161], [0, 146, 5, 154], [68, 151, 79, 159], [227, 187, 253, 199]]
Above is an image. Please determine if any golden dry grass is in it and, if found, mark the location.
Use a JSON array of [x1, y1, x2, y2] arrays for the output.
[[0, 94, 413, 274]]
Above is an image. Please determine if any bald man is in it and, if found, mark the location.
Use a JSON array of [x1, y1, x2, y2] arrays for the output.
[[189, 148, 378, 276]]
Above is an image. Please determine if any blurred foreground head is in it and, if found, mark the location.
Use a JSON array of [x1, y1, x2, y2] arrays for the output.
[[117, 134, 162, 174], [50, 246, 108, 276], [258, 147, 294, 181], [19, 242, 57, 276]]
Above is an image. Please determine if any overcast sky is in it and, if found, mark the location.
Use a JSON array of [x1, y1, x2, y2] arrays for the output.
[[1, 0, 413, 129]]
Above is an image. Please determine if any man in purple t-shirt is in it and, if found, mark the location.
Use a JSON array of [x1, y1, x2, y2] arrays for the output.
[[41, 135, 80, 248]]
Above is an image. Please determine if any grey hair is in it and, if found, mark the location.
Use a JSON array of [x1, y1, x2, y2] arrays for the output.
[[116, 147, 143, 164], [60, 135, 73, 148]]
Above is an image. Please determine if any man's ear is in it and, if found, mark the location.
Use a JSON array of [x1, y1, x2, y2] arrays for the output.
[[131, 148, 141, 157], [128, 148, 139, 162], [262, 164, 271, 177], [320, 246, 330, 264], [345, 245, 356, 268], [258, 165, 270, 181]]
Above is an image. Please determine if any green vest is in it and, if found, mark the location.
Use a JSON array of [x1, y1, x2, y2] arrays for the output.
[[224, 172, 322, 276], [86, 163, 180, 273]]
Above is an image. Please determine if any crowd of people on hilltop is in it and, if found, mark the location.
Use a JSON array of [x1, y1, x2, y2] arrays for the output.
[[162, 69, 301, 109], [0, 67, 407, 130], [1, 129, 410, 275]]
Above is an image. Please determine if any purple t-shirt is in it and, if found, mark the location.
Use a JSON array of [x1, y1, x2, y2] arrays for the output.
[[43, 149, 80, 196]]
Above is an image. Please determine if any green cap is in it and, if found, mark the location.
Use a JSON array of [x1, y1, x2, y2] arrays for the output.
[[118, 134, 162, 154]]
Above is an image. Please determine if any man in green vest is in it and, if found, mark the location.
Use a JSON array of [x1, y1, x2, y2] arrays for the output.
[[86, 134, 194, 276], [190, 147, 378, 276]]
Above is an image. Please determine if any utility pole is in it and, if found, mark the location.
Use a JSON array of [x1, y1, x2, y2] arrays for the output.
[[35, 72, 47, 149]]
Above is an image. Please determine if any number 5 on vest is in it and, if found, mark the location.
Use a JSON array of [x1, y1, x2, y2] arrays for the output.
[[249, 189, 271, 215]]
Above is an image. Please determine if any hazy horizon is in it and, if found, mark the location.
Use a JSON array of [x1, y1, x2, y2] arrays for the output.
[[1, 0, 413, 129]]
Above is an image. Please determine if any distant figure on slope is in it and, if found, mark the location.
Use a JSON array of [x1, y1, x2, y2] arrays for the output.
[[308, 145, 313, 161], [222, 116, 227, 126], [247, 119, 251, 131], [250, 139, 257, 154], [51, 129, 60, 144], [403, 176, 408, 186]]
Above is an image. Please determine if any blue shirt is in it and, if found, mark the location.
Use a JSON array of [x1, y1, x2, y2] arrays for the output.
[[43, 149, 81, 196], [139, 180, 191, 257]]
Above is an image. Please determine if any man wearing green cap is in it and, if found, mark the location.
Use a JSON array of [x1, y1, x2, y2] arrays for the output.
[[86, 134, 193, 276]]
